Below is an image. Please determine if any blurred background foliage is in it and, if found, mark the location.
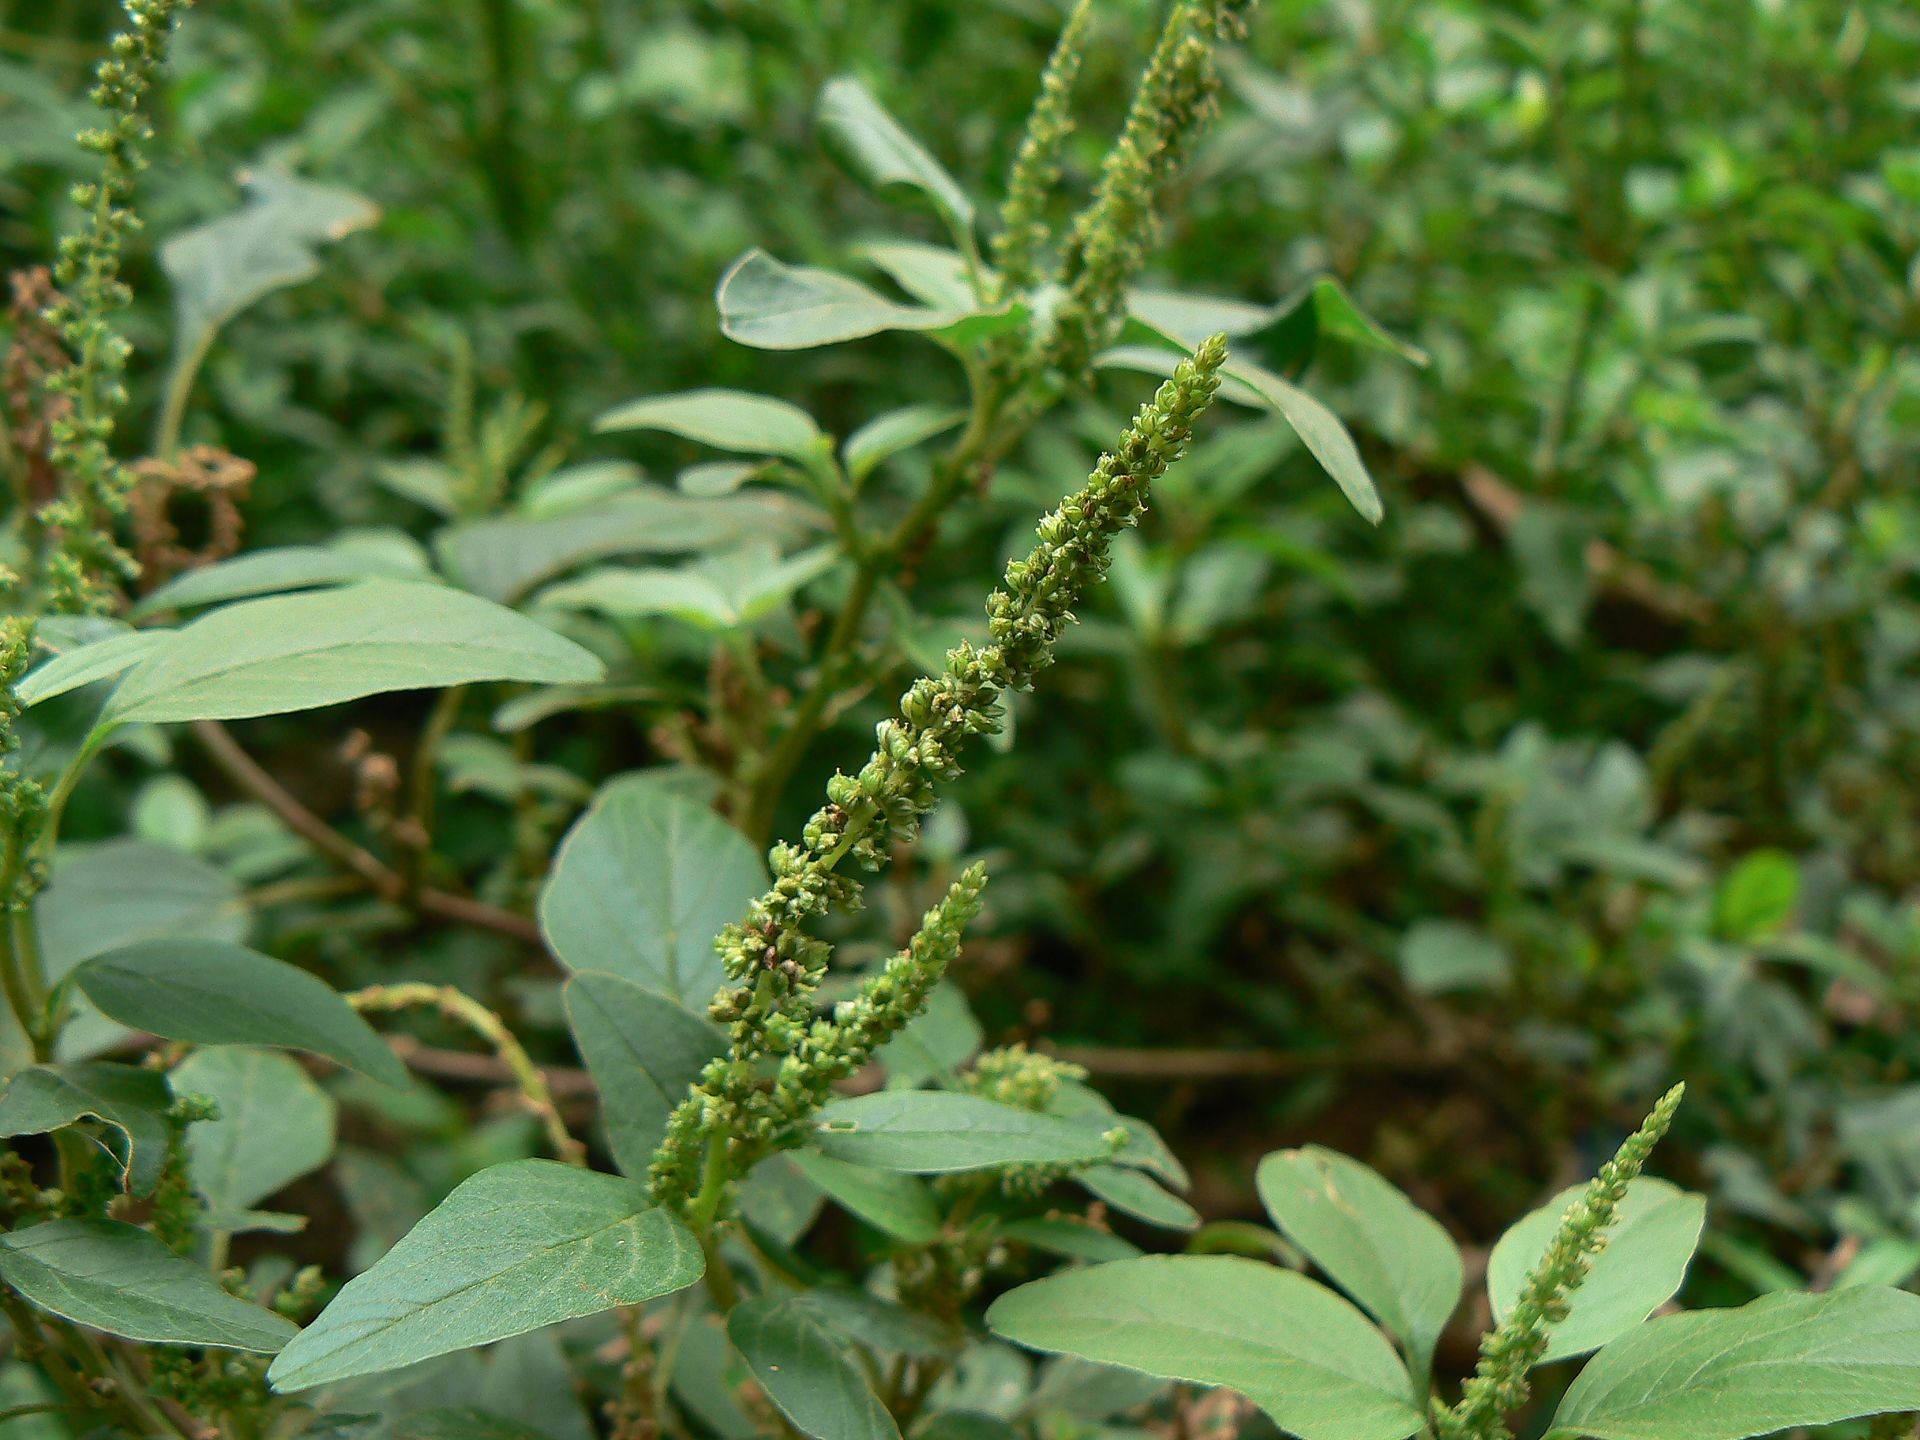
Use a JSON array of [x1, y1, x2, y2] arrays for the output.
[[7, 0, 1920, 1322]]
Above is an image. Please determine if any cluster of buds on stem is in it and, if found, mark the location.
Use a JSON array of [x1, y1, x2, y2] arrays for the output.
[[649, 337, 1231, 1210]]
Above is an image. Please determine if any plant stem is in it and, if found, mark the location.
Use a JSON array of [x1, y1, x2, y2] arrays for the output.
[[349, 980, 585, 1165], [190, 718, 542, 945]]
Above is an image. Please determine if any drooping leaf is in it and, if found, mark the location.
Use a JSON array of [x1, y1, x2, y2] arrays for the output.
[[811, 1091, 1114, 1173], [0, 1219, 297, 1352], [987, 1256, 1424, 1440], [436, 486, 824, 603], [17, 629, 174, 707], [1096, 346, 1384, 524], [0, 1062, 171, 1193], [595, 389, 825, 461], [717, 250, 970, 350], [790, 1149, 943, 1244], [171, 1047, 337, 1215], [75, 939, 407, 1086], [817, 77, 974, 251], [161, 169, 378, 378], [562, 970, 724, 1177], [729, 1295, 903, 1440], [1256, 1146, 1463, 1379], [539, 776, 765, 1003], [101, 581, 602, 726], [1077, 1165, 1199, 1232], [1488, 1176, 1706, 1364], [1548, 1286, 1920, 1440], [268, 1160, 703, 1391], [131, 544, 431, 618]]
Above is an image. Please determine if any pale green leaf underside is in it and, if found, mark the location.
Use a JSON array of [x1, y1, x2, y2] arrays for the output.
[[173, 1046, 337, 1215], [102, 581, 602, 725], [268, 1160, 703, 1391], [718, 249, 971, 350], [1256, 1145, 1462, 1379], [817, 76, 974, 238], [17, 629, 173, 707], [986, 1255, 1423, 1440], [0, 1219, 297, 1352]]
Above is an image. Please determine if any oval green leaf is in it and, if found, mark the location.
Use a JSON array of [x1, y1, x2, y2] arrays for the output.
[[811, 1091, 1114, 1173], [268, 1159, 703, 1391], [987, 1255, 1423, 1440], [76, 939, 407, 1087], [729, 1295, 903, 1440]]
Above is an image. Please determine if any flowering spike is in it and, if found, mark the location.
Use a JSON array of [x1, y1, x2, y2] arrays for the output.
[[1439, 1083, 1687, 1440], [992, 0, 1094, 293], [649, 338, 1231, 1210]]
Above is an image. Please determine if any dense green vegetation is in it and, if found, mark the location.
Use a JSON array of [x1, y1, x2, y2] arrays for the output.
[[3, 0, 1920, 1435]]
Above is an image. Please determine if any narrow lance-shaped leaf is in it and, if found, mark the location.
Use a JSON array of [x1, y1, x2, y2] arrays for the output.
[[595, 389, 825, 462], [268, 1160, 704, 1391]]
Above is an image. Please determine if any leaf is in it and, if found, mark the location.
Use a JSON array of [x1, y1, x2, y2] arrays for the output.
[[810, 1091, 1114, 1173], [1303, 277, 1429, 367], [539, 776, 766, 1003], [436, 486, 824, 603], [817, 77, 974, 249], [1128, 288, 1284, 343], [1219, 359, 1384, 525], [595, 389, 825, 461], [75, 938, 407, 1086], [1077, 1165, 1199, 1232], [729, 1295, 903, 1440], [843, 404, 966, 481], [1548, 1287, 1920, 1440], [101, 581, 602, 726], [790, 1149, 943, 1244], [1397, 920, 1511, 996], [1095, 346, 1383, 524], [0, 1062, 171, 1193], [1713, 850, 1800, 941], [1256, 1146, 1463, 1380], [17, 629, 174, 707], [1000, 1218, 1142, 1264], [0, 1219, 298, 1352], [562, 971, 724, 1178], [161, 169, 378, 371], [856, 241, 979, 310], [1488, 1176, 1707, 1364], [539, 543, 841, 632], [267, 1160, 703, 1391], [171, 1047, 337, 1215], [987, 1256, 1423, 1440], [875, 980, 982, 1085], [131, 544, 431, 618], [717, 250, 970, 350]]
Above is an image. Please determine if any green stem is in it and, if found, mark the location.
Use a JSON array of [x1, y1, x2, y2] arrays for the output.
[[742, 369, 1019, 844]]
